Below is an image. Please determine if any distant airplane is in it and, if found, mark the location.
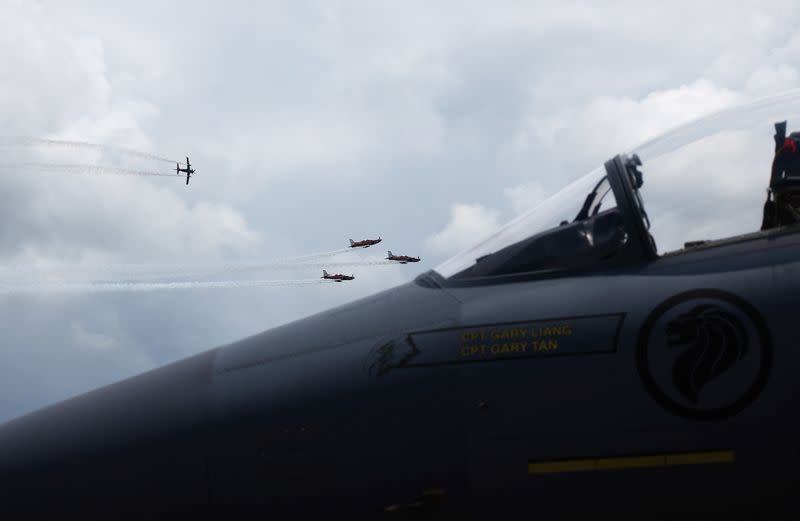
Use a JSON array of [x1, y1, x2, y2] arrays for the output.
[[386, 250, 421, 264], [322, 269, 354, 282], [176, 156, 195, 185], [349, 237, 382, 248]]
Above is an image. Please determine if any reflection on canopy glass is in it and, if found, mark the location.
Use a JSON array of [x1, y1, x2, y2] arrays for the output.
[[436, 168, 623, 279]]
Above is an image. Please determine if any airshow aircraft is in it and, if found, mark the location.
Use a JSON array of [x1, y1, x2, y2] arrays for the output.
[[386, 250, 421, 263], [176, 156, 194, 185], [4, 93, 800, 520], [349, 237, 381, 248], [321, 269, 354, 282]]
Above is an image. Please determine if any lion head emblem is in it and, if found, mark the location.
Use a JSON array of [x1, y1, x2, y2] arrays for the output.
[[665, 304, 748, 403]]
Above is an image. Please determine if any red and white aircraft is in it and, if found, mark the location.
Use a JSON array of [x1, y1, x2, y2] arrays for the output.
[[386, 250, 421, 264], [349, 237, 382, 248], [322, 270, 354, 282]]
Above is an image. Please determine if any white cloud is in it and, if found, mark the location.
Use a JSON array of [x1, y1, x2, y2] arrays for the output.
[[70, 322, 118, 352], [745, 64, 800, 95], [504, 182, 550, 215], [523, 80, 744, 164], [0, 2, 262, 268], [424, 203, 500, 257]]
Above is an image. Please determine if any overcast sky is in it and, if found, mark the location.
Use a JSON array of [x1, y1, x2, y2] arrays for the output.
[[1, 0, 800, 422]]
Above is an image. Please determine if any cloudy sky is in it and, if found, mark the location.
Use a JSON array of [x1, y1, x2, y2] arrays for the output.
[[1, 0, 800, 422]]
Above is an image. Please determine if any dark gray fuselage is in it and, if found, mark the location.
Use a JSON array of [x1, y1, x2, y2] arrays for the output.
[[1, 226, 799, 520]]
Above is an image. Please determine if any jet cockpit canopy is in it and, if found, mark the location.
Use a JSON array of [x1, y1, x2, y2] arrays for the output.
[[435, 89, 800, 282]]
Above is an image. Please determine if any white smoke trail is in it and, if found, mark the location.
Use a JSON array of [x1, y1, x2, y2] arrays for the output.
[[0, 243, 398, 287], [189, 259, 398, 277], [325, 260, 398, 267], [0, 137, 178, 164], [0, 278, 336, 295], [142, 247, 362, 277], [271, 247, 356, 263], [0, 163, 179, 178], [0, 257, 400, 285]]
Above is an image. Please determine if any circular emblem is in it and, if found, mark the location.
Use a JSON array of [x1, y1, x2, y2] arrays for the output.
[[636, 290, 772, 420]]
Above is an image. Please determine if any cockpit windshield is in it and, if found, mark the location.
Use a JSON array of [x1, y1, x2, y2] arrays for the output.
[[436, 89, 800, 281], [630, 90, 800, 255], [436, 167, 624, 279]]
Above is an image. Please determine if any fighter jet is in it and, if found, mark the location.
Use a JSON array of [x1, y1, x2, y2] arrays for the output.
[[3, 94, 800, 520], [176, 156, 194, 185], [349, 237, 381, 248], [386, 250, 420, 263], [321, 269, 354, 282]]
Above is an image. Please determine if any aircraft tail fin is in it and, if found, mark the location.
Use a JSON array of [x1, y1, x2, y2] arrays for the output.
[[322, 270, 328, 277], [349, 239, 354, 246], [388, 250, 393, 257]]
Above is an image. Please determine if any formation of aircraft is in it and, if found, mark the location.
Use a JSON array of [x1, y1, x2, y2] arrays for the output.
[[322, 246, 419, 281], [321, 269, 354, 282], [386, 250, 420, 263], [349, 237, 381, 248], [175, 156, 194, 185], [4, 95, 800, 519]]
